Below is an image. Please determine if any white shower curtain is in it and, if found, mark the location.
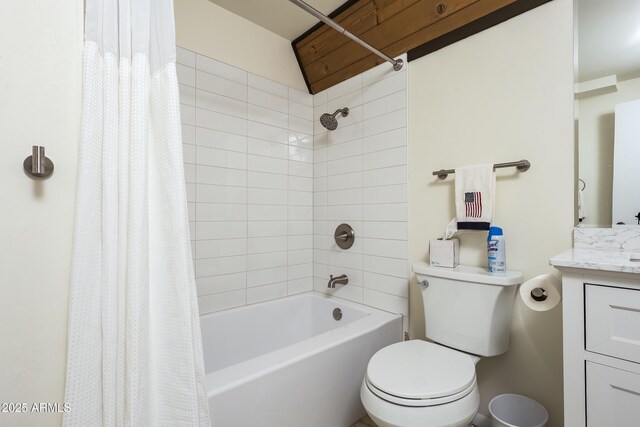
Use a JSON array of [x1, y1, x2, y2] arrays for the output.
[[64, 1, 210, 425]]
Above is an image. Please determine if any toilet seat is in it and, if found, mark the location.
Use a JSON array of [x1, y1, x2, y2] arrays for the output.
[[365, 340, 476, 407]]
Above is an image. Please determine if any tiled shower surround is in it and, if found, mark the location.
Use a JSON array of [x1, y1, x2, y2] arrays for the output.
[[177, 47, 314, 315], [312, 58, 409, 322], [178, 47, 408, 323]]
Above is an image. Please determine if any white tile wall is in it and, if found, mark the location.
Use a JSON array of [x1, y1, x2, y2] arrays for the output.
[[178, 46, 314, 315], [179, 46, 408, 326], [313, 56, 409, 324]]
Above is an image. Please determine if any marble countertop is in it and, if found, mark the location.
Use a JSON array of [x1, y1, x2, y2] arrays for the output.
[[550, 248, 640, 274]]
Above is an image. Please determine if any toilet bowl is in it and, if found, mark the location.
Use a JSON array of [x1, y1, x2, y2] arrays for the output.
[[361, 264, 523, 427], [361, 340, 479, 427]]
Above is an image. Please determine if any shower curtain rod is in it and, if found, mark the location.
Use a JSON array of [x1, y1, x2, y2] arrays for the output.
[[289, 0, 404, 71]]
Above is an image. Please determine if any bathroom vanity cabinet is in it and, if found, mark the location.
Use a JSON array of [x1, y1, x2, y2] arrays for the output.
[[551, 250, 640, 427]]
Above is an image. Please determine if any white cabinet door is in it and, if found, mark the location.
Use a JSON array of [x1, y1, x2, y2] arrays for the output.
[[585, 284, 640, 364], [587, 362, 640, 426]]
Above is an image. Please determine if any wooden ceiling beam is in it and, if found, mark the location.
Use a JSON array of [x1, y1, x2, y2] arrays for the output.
[[291, 0, 554, 94], [303, 0, 480, 88], [296, 1, 376, 66]]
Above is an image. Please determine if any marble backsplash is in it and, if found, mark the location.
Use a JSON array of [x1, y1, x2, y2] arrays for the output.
[[574, 226, 640, 250]]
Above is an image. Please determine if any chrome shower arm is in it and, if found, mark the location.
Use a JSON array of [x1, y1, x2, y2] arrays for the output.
[[289, 0, 404, 71], [331, 108, 349, 117]]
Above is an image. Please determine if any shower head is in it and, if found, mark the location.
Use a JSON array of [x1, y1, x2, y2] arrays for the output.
[[320, 108, 349, 131]]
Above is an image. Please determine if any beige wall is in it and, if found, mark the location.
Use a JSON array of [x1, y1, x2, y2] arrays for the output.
[[0, 0, 575, 425], [577, 76, 640, 227], [0, 2, 302, 425], [0, 0, 305, 426], [0, 1, 83, 426], [408, 0, 574, 425], [175, 0, 307, 92]]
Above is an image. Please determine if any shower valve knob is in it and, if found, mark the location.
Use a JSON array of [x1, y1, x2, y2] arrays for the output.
[[334, 223, 354, 250], [335, 232, 349, 241]]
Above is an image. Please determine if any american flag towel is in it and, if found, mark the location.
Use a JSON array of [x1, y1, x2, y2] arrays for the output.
[[454, 164, 495, 230]]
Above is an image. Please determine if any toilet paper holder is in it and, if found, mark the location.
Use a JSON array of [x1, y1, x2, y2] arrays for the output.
[[530, 287, 548, 302], [520, 271, 562, 312]]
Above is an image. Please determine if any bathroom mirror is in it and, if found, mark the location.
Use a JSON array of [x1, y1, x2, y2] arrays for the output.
[[576, 0, 640, 227]]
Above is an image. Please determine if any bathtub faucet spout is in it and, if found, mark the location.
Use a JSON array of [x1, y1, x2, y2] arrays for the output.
[[328, 274, 348, 288]]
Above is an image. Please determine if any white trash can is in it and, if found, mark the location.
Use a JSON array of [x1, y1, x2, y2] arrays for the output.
[[488, 394, 548, 427]]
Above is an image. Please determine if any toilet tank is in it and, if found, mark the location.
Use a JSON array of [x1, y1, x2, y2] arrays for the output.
[[413, 263, 523, 357]]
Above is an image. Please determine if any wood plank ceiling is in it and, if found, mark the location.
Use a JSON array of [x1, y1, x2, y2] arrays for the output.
[[292, 0, 552, 94]]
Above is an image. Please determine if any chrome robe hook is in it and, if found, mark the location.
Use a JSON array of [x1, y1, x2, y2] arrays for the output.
[[24, 146, 54, 178]]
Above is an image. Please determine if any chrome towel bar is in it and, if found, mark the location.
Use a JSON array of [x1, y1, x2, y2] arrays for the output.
[[433, 159, 531, 180]]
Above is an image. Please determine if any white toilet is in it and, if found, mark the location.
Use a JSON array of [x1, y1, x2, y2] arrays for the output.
[[361, 263, 523, 427]]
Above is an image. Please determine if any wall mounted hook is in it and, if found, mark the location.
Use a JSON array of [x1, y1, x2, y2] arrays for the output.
[[24, 146, 54, 179]]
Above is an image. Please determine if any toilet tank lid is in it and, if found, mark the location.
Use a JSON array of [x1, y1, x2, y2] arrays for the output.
[[412, 263, 523, 286]]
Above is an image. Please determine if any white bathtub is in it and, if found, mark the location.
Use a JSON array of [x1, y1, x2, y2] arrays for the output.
[[201, 292, 402, 427]]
